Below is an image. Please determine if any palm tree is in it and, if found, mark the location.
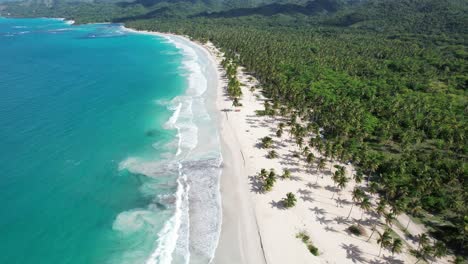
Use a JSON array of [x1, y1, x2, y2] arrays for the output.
[[358, 196, 371, 226], [264, 170, 276, 192], [276, 128, 283, 139], [335, 175, 349, 202], [353, 169, 364, 185], [367, 199, 387, 241], [432, 241, 447, 263], [417, 233, 430, 250], [258, 168, 268, 179], [302, 146, 310, 156], [384, 212, 396, 227], [267, 150, 278, 159], [306, 153, 315, 171], [282, 168, 291, 179], [391, 238, 403, 256], [261, 136, 273, 148], [348, 188, 364, 219], [405, 204, 422, 231], [316, 158, 326, 183], [377, 229, 392, 256], [283, 192, 297, 208], [331, 171, 341, 200], [411, 245, 433, 264], [296, 136, 304, 151]]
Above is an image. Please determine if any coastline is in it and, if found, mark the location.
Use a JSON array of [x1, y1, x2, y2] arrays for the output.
[[123, 26, 454, 264], [123, 27, 267, 263]]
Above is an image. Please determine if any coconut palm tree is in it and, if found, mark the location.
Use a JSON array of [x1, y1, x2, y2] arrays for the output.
[[276, 128, 283, 139], [336, 175, 349, 197], [261, 136, 273, 148], [283, 192, 297, 208], [306, 152, 315, 171], [282, 168, 291, 179], [384, 212, 396, 227], [258, 168, 268, 179], [411, 245, 433, 264], [263, 169, 276, 192], [417, 233, 430, 250], [353, 169, 364, 185], [405, 203, 422, 231], [367, 199, 387, 241], [331, 171, 341, 200], [358, 196, 371, 226], [377, 229, 392, 256], [316, 158, 326, 183], [348, 188, 364, 219], [431, 241, 447, 263], [302, 146, 310, 157], [391, 238, 403, 256]]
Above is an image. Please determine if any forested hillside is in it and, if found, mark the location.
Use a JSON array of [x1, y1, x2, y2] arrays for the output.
[[2, 0, 467, 259]]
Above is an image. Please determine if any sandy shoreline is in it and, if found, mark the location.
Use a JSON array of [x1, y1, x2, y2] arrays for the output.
[[124, 27, 267, 263], [124, 26, 453, 264]]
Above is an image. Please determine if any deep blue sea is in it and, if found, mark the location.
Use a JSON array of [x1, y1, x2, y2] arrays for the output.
[[0, 18, 222, 264]]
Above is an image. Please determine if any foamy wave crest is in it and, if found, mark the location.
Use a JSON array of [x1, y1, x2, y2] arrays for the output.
[[146, 168, 189, 264], [117, 32, 221, 264], [113, 209, 160, 234], [118, 157, 179, 178]]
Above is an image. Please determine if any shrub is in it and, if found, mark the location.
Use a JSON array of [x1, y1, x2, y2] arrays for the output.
[[261, 136, 273, 148], [348, 225, 364, 236], [283, 192, 297, 208], [282, 168, 291, 179], [267, 150, 278, 159], [307, 244, 319, 256], [296, 232, 310, 243], [296, 231, 319, 256]]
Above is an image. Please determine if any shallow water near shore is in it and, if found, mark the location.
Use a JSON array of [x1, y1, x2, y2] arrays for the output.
[[0, 18, 221, 264]]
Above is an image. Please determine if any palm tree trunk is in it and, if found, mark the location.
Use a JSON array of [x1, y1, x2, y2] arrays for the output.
[[367, 225, 376, 242], [379, 245, 382, 257], [405, 218, 411, 231], [315, 173, 319, 184], [347, 204, 354, 219]]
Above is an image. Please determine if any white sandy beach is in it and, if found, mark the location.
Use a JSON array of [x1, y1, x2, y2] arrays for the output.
[[126, 27, 453, 264], [200, 42, 454, 264]]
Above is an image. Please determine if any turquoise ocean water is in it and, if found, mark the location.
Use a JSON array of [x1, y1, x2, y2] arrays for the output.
[[0, 18, 222, 264]]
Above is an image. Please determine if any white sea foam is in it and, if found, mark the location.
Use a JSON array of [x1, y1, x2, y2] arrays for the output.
[[113, 209, 160, 234], [117, 29, 222, 264], [145, 168, 189, 264]]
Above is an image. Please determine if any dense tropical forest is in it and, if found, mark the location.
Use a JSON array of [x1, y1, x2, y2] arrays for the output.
[[2, 0, 467, 259]]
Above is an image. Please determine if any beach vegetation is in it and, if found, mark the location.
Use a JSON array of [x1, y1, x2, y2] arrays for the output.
[[296, 231, 310, 243], [307, 244, 319, 256], [283, 192, 297, 208], [390, 238, 403, 256], [260, 136, 273, 148], [347, 225, 364, 236], [263, 169, 277, 192], [296, 231, 319, 256], [282, 168, 291, 179], [377, 229, 392, 256], [9, 0, 468, 255], [266, 150, 278, 159]]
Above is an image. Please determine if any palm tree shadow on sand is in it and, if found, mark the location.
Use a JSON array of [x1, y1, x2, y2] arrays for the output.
[[382, 255, 404, 264], [248, 175, 263, 194], [270, 199, 286, 210], [341, 243, 367, 263]]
